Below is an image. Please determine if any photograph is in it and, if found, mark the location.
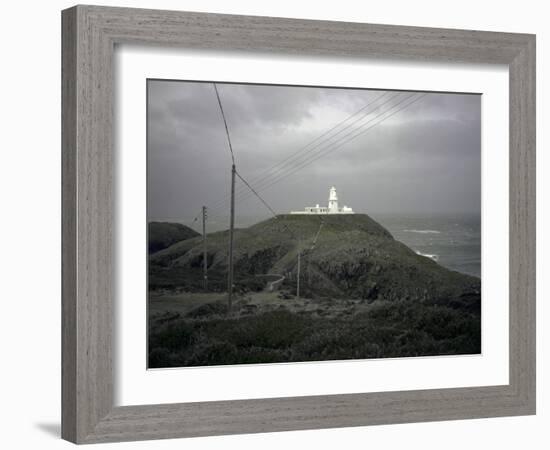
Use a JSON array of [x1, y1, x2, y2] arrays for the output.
[[147, 80, 482, 368]]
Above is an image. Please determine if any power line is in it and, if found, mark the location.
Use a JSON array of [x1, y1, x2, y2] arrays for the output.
[[176, 208, 205, 232], [235, 170, 278, 217], [231, 91, 391, 192], [240, 92, 401, 188], [236, 169, 319, 299], [205, 90, 398, 212], [210, 92, 427, 215], [235, 170, 299, 242], [206, 92, 408, 216], [238, 93, 419, 196], [211, 92, 419, 213], [191, 208, 202, 224], [213, 83, 236, 165]]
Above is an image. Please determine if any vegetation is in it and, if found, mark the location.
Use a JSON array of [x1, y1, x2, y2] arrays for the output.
[[148, 215, 481, 368], [148, 221, 200, 254], [149, 214, 480, 302], [148, 299, 480, 368]]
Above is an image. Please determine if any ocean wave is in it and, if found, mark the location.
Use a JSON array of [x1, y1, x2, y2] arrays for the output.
[[415, 251, 439, 261], [404, 229, 441, 234]]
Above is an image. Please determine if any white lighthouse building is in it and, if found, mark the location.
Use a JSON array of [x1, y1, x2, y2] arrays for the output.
[[290, 186, 355, 215], [328, 186, 338, 213]]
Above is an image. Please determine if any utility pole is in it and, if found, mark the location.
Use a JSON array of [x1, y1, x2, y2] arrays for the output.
[[227, 164, 236, 311], [307, 253, 310, 286], [202, 206, 208, 291], [296, 250, 301, 299]]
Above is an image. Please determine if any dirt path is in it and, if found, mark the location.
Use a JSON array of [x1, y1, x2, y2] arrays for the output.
[[254, 273, 286, 291]]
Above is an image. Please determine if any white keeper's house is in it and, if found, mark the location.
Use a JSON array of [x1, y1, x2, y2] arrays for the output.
[[290, 186, 354, 215]]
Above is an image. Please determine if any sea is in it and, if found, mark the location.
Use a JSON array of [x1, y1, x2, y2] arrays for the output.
[[374, 214, 481, 279]]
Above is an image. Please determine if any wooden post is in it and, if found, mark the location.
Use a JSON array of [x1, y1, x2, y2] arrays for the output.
[[202, 205, 208, 291], [296, 251, 301, 299], [307, 253, 310, 286], [227, 164, 236, 311]]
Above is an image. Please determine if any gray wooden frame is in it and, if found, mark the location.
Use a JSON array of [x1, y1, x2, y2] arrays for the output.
[[62, 5, 536, 444]]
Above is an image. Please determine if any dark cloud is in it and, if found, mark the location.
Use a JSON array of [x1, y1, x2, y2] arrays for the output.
[[147, 80, 481, 227]]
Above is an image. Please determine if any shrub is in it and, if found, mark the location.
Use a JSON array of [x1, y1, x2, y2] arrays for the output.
[[186, 302, 228, 318], [149, 321, 195, 351], [148, 347, 172, 367], [147, 299, 481, 367]]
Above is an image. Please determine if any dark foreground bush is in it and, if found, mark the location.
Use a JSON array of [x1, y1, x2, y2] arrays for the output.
[[148, 301, 481, 368], [186, 302, 228, 318]]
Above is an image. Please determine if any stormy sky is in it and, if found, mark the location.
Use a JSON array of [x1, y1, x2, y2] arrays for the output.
[[147, 80, 481, 229]]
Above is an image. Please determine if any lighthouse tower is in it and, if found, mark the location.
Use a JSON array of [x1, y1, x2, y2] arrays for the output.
[[289, 186, 354, 214], [328, 186, 338, 213]]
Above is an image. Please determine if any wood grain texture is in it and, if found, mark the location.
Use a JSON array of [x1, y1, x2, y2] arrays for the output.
[[61, 7, 77, 443], [61, 5, 536, 444]]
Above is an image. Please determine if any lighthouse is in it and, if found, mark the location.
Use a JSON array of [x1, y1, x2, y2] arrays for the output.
[[290, 186, 355, 215], [328, 186, 338, 213]]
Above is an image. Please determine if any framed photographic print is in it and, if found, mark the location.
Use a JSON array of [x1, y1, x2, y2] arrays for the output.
[[62, 5, 536, 444], [145, 81, 483, 369]]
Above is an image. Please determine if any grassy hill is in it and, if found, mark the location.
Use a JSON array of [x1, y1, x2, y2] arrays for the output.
[[149, 214, 480, 304], [148, 221, 200, 254], [148, 214, 481, 368]]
